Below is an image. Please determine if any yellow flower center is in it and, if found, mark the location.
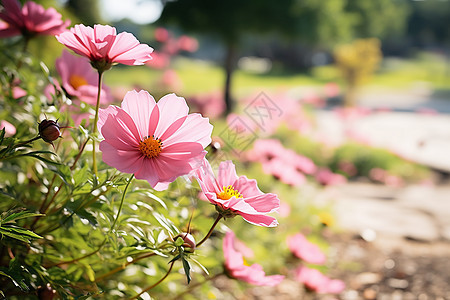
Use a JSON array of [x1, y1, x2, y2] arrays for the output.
[[69, 74, 89, 89], [139, 135, 163, 158], [217, 185, 243, 200]]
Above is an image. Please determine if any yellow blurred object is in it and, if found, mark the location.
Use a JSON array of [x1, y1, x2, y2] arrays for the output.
[[334, 38, 382, 107], [318, 211, 335, 227]]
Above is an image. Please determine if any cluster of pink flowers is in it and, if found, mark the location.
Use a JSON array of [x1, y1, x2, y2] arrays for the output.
[[223, 231, 284, 286], [287, 232, 345, 294], [246, 139, 318, 186], [295, 265, 345, 294], [146, 27, 198, 92], [369, 167, 404, 187], [0, 0, 70, 38]]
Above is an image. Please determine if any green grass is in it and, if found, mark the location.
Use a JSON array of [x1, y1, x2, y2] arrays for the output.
[[104, 52, 450, 98]]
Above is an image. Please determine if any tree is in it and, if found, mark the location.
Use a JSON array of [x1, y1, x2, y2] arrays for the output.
[[158, 0, 410, 113]]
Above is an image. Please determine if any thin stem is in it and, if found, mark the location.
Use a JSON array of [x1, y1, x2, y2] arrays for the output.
[[47, 174, 134, 267], [128, 261, 175, 300], [92, 71, 104, 176], [110, 174, 134, 231], [196, 214, 223, 248], [13, 136, 41, 148], [95, 252, 156, 282]]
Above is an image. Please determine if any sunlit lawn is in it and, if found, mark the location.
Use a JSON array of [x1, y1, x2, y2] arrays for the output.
[[105, 52, 450, 97]]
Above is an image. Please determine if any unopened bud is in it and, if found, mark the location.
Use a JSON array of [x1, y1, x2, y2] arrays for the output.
[[175, 232, 196, 252], [38, 119, 61, 144]]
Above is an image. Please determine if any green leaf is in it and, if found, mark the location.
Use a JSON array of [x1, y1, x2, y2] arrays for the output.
[[0, 128, 5, 145], [0, 225, 43, 243], [190, 257, 209, 276], [2, 211, 44, 224], [181, 255, 192, 284]]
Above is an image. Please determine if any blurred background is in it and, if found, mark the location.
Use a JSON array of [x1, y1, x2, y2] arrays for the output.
[[11, 0, 450, 298]]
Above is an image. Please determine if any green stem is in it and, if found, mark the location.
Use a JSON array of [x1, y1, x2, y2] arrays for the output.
[[92, 71, 104, 176], [47, 174, 134, 267], [128, 261, 175, 300], [13, 136, 41, 149], [196, 214, 223, 247]]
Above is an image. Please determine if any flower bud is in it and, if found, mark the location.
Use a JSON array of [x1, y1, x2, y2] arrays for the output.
[[175, 232, 196, 252], [38, 119, 61, 144]]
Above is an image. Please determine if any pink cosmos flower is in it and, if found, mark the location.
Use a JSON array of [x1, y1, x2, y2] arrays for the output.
[[12, 86, 26, 99], [262, 158, 306, 187], [1, 120, 16, 136], [295, 266, 345, 294], [188, 91, 226, 119], [194, 159, 280, 227], [246, 139, 285, 162], [177, 35, 198, 52], [287, 233, 326, 264], [145, 51, 170, 69], [0, 0, 69, 38], [56, 50, 112, 105], [56, 24, 153, 72], [98, 90, 213, 191], [223, 231, 284, 286], [315, 168, 347, 186], [154, 27, 169, 42]]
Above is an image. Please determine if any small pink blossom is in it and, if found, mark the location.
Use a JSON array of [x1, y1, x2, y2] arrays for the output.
[[145, 51, 170, 69], [188, 92, 226, 119], [323, 82, 340, 98], [160, 69, 182, 91], [177, 35, 198, 52], [98, 90, 212, 191], [295, 266, 345, 294], [0, 0, 69, 38], [194, 159, 280, 227], [154, 27, 169, 42], [315, 168, 347, 186], [262, 158, 306, 187], [287, 233, 326, 264], [369, 167, 386, 182], [56, 50, 112, 105], [1, 120, 16, 136], [246, 139, 285, 162], [416, 107, 438, 115], [223, 231, 284, 286], [278, 201, 291, 218], [56, 24, 153, 72], [12, 86, 26, 99], [338, 161, 357, 177]]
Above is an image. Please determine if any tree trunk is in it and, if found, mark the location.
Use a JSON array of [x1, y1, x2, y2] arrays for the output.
[[223, 44, 237, 115]]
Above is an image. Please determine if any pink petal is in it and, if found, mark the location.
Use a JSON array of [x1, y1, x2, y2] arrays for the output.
[[159, 142, 204, 161], [153, 93, 189, 138], [134, 159, 160, 188], [108, 32, 152, 65], [239, 212, 279, 227], [233, 176, 262, 198], [99, 141, 143, 174], [98, 105, 120, 132], [162, 113, 212, 148], [121, 90, 156, 139], [100, 109, 140, 150], [242, 193, 280, 214], [217, 160, 239, 188]]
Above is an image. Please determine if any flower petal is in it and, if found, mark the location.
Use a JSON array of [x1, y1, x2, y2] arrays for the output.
[[121, 90, 156, 139]]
